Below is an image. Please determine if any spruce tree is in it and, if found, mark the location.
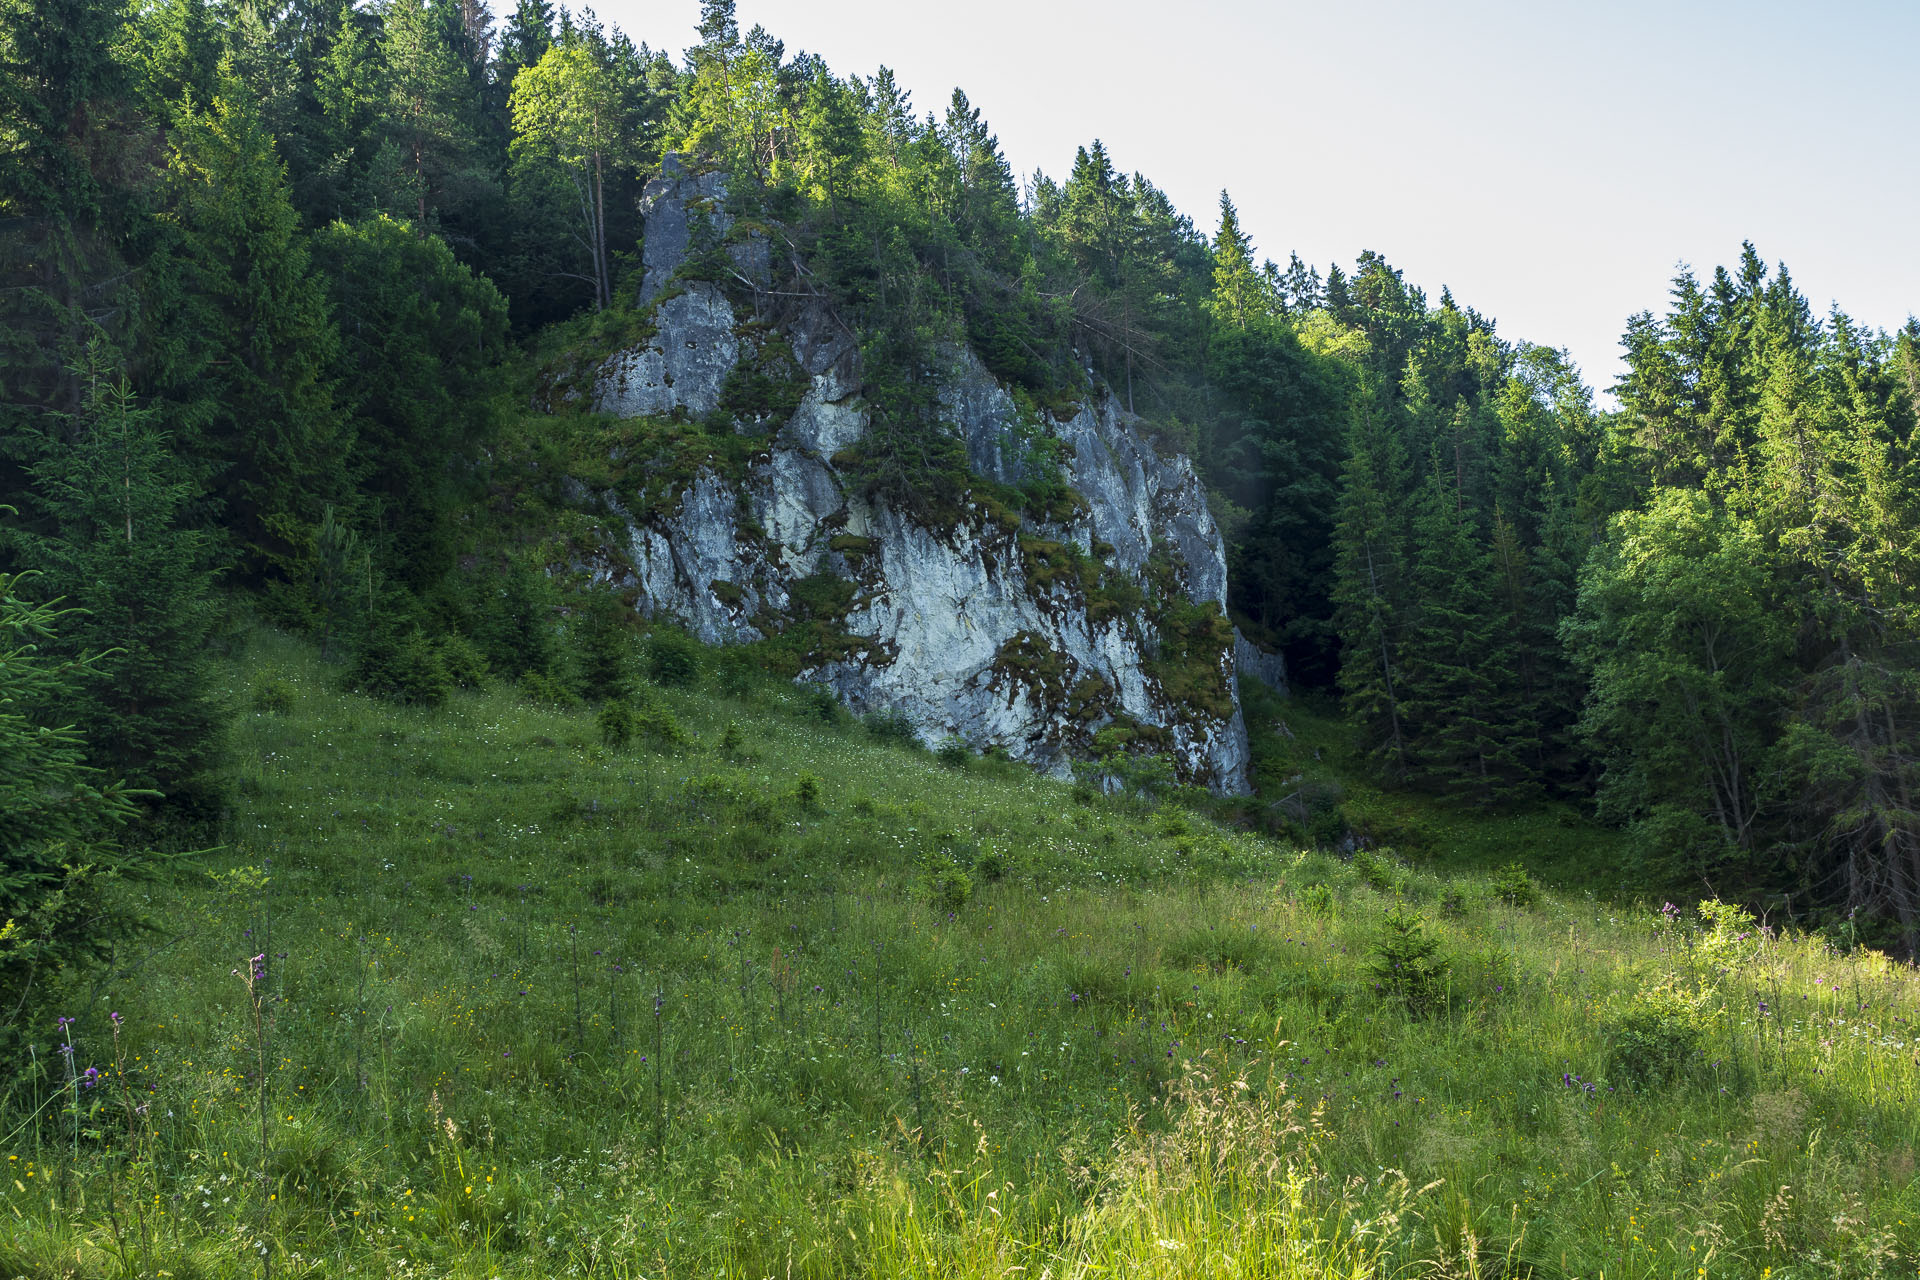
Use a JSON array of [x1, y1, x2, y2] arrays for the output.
[[312, 215, 508, 586], [374, 0, 481, 228], [1331, 399, 1414, 779], [7, 353, 226, 832], [0, 564, 143, 1025], [1398, 458, 1521, 802], [144, 70, 350, 589]]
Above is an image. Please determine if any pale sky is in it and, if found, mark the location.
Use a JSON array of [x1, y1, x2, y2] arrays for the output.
[[589, 0, 1920, 400]]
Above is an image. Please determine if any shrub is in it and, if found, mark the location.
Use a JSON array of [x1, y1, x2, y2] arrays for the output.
[[1299, 883, 1336, 920], [352, 626, 452, 707], [520, 668, 582, 709], [797, 682, 845, 725], [1367, 906, 1450, 1016], [719, 720, 745, 756], [935, 737, 972, 768], [598, 699, 633, 749], [1352, 848, 1396, 894], [929, 866, 973, 914], [713, 647, 760, 697], [632, 689, 689, 748], [438, 633, 488, 689], [647, 627, 702, 688], [792, 773, 822, 813], [251, 673, 296, 714], [1607, 983, 1712, 1087], [1439, 885, 1472, 919], [862, 707, 919, 747], [1278, 778, 1347, 848], [974, 844, 1008, 882], [1493, 862, 1538, 908]]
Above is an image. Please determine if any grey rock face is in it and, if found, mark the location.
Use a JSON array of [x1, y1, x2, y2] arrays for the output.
[[592, 284, 739, 419], [569, 164, 1255, 793], [637, 154, 730, 304], [1234, 629, 1289, 695]]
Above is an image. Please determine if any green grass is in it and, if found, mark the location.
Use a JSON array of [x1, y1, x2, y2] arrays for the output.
[[3, 632, 1917, 1278]]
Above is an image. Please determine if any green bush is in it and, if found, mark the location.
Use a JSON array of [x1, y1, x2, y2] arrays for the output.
[[598, 699, 634, 749], [714, 647, 760, 697], [796, 681, 846, 725], [719, 720, 745, 756], [862, 707, 919, 747], [1493, 862, 1538, 908], [1352, 848, 1396, 894], [632, 689, 689, 748], [251, 673, 296, 714], [352, 627, 452, 707], [935, 737, 972, 768], [647, 627, 702, 688], [974, 844, 1008, 882], [1366, 906, 1449, 1016], [1607, 983, 1712, 1087], [520, 668, 582, 709], [1299, 882, 1336, 920], [929, 866, 973, 914], [438, 633, 488, 689], [792, 772, 822, 813]]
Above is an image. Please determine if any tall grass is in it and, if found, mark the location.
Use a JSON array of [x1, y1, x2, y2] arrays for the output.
[[1, 631, 1916, 1277]]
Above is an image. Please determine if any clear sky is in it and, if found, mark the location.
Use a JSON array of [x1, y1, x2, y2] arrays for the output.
[[589, 0, 1920, 399]]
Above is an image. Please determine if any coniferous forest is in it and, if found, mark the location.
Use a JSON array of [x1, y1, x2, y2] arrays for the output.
[[5, 0, 1920, 1274]]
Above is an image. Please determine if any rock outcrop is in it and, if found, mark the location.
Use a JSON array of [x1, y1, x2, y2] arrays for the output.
[[563, 161, 1255, 793]]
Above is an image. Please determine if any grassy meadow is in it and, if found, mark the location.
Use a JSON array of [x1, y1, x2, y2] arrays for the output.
[[3, 632, 1918, 1278]]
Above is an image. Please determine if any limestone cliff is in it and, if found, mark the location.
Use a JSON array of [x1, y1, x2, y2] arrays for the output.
[[554, 157, 1258, 792]]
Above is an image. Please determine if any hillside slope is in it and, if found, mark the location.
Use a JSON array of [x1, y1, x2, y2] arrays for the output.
[[3, 635, 1915, 1278]]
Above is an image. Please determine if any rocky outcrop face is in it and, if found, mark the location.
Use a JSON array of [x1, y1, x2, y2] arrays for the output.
[[1234, 630, 1289, 695], [593, 285, 739, 419], [568, 162, 1254, 793]]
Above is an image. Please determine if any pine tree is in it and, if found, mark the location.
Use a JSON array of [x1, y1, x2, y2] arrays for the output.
[[375, 0, 479, 227], [144, 71, 350, 587], [1208, 191, 1267, 330], [494, 0, 553, 87], [7, 352, 226, 831], [0, 0, 143, 452], [312, 215, 508, 584], [1398, 457, 1522, 802], [1332, 398, 1414, 779], [140, 0, 219, 110], [0, 564, 143, 1024]]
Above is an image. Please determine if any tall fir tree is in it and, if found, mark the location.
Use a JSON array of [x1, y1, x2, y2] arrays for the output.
[[1398, 457, 1526, 802], [143, 69, 350, 589], [1331, 398, 1415, 779], [6, 351, 226, 832]]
